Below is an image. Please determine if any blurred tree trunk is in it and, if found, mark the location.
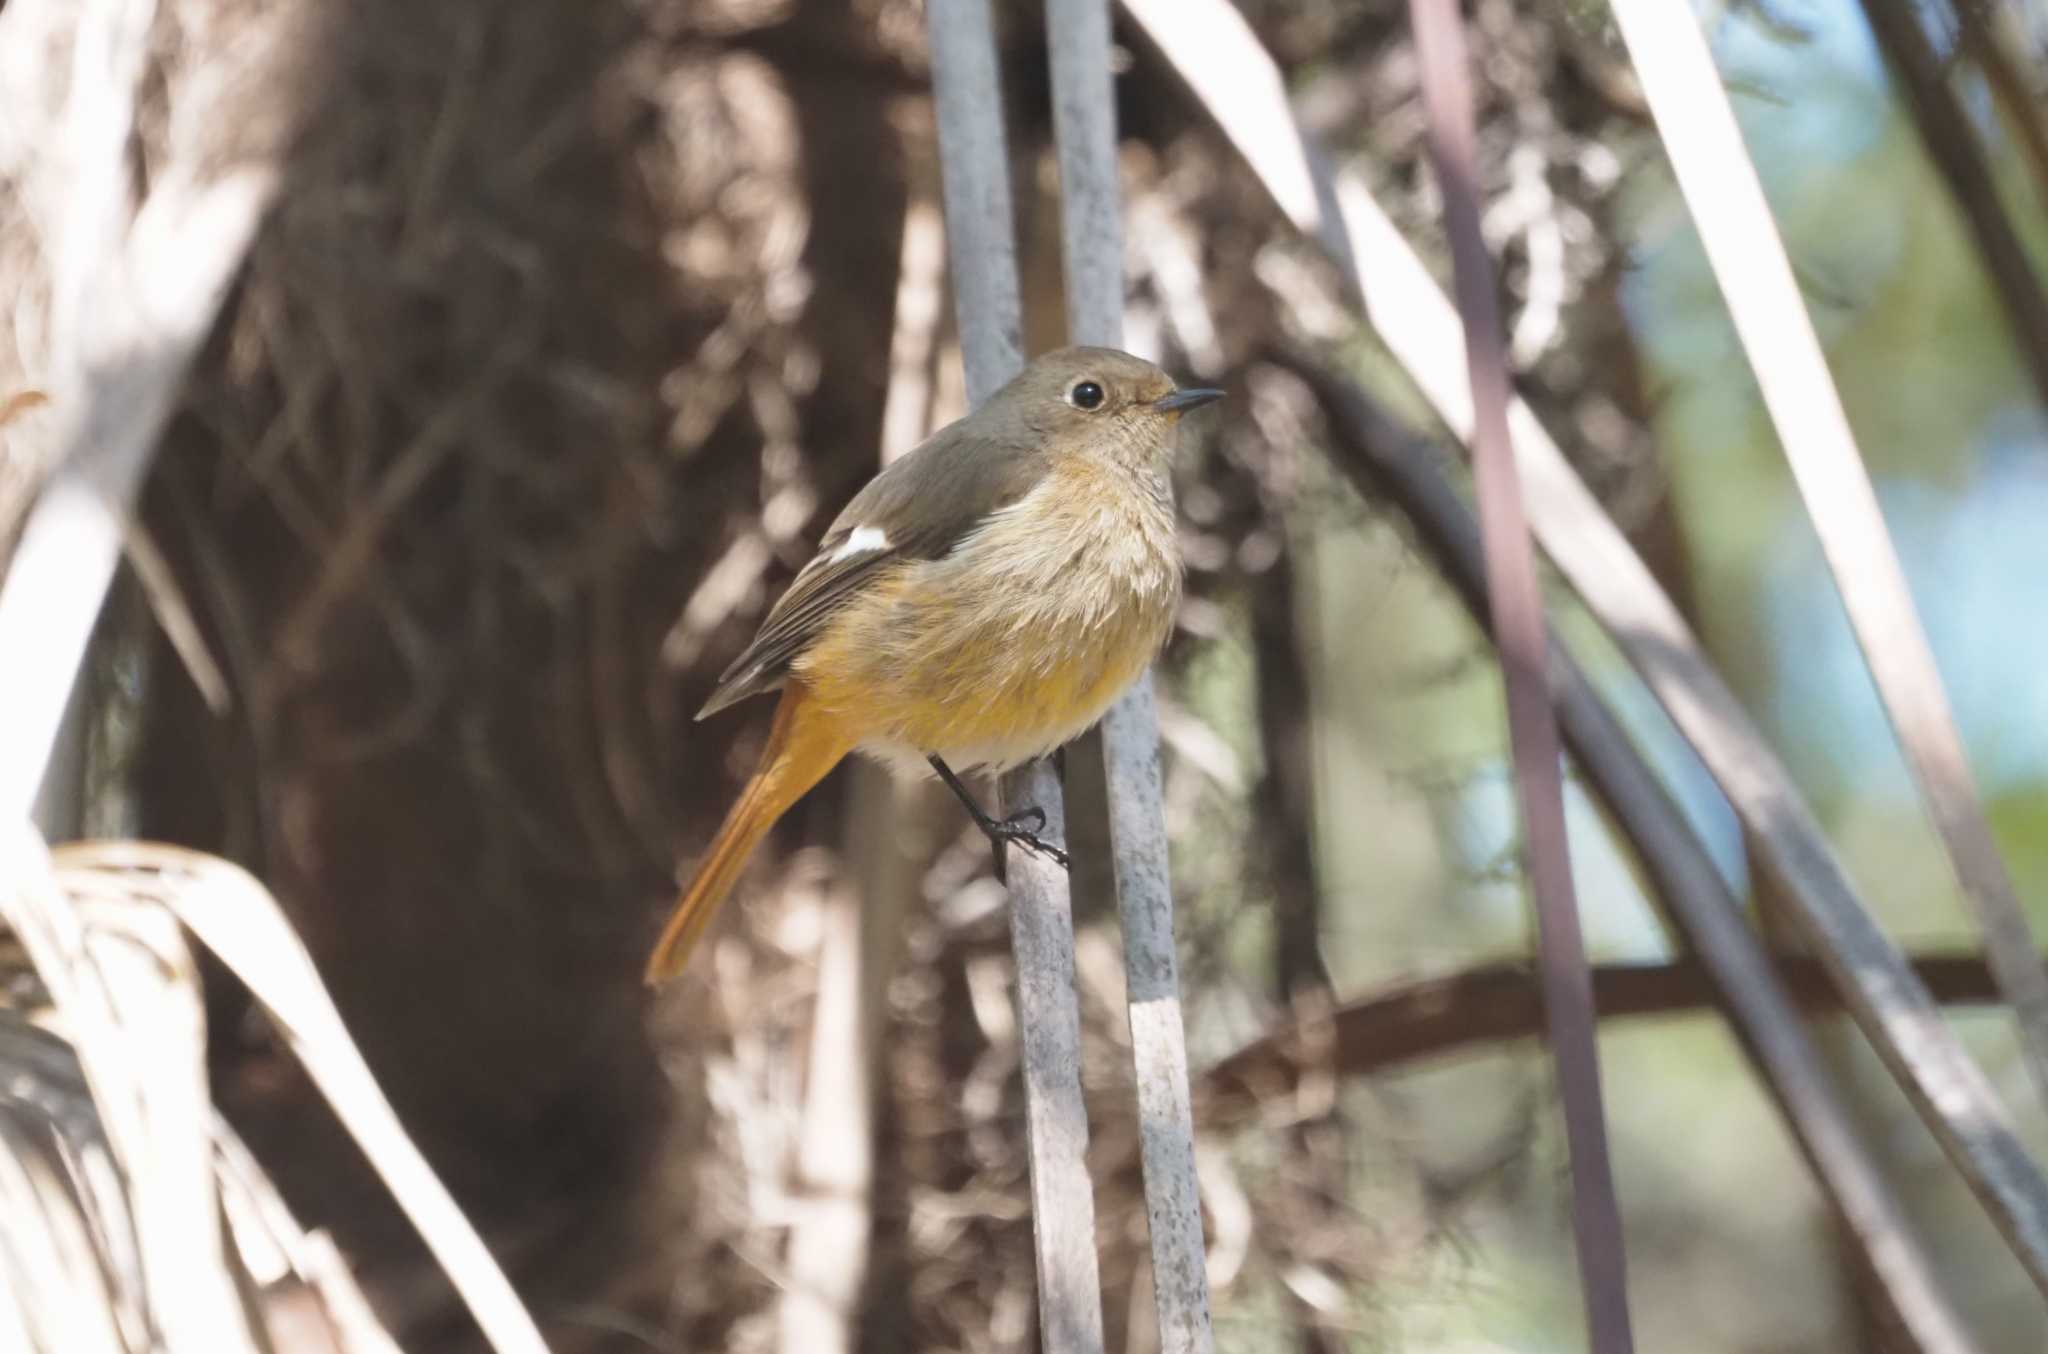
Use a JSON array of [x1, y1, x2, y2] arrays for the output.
[[128, 1, 911, 1344]]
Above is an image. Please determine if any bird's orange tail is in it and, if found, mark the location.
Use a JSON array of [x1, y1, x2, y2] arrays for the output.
[[646, 682, 852, 984]]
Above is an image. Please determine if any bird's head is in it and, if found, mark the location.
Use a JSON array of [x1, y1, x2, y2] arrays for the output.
[[994, 345, 1223, 471]]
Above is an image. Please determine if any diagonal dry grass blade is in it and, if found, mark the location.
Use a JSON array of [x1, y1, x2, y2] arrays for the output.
[[0, 826, 263, 1354], [1121, 0, 2048, 1301], [1611, 0, 2048, 1121], [53, 841, 551, 1354], [211, 1112, 406, 1354], [1278, 349, 1983, 1354]]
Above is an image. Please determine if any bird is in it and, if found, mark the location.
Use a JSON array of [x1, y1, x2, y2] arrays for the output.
[[646, 345, 1223, 984]]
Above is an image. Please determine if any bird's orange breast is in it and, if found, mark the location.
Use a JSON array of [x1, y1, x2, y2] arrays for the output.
[[793, 456, 1179, 772]]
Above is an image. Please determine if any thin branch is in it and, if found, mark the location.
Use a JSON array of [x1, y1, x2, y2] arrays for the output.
[[1406, 1, 1634, 1347], [1856, 0, 2048, 412], [1126, 0, 2048, 1302], [1204, 952, 2022, 1110], [1044, 2, 1215, 1351], [1277, 350, 1980, 1354], [927, 6, 1107, 1352]]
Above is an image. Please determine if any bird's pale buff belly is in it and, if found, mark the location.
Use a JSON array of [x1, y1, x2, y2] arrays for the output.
[[795, 465, 1179, 773]]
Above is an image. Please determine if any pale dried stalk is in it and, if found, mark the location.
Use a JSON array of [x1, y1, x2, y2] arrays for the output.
[[928, 3, 1107, 1350], [56, 841, 551, 1354], [0, 827, 262, 1354], [0, 0, 278, 819], [212, 1115, 406, 1354], [1121, 0, 2048, 1303], [2, 845, 408, 1354], [1610, 0, 2048, 1121], [1044, 1, 1215, 1351]]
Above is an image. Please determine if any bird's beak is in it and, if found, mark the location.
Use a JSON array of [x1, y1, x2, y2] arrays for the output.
[[1152, 387, 1225, 415]]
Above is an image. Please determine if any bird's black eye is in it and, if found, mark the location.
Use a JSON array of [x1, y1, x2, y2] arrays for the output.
[[1068, 380, 1106, 411]]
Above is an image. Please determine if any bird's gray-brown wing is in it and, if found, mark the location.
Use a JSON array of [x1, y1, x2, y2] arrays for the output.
[[695, 420, 1048, 718]]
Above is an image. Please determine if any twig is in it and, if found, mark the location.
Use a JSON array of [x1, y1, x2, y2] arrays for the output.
[[927, 5, 1107, 1351], [1607, 0, 2048, 1243], [1128, 0, 2048, 1302], [1405, 2, 1634, 1346], [1044, 2, 1215, 1351], [1204, 951, 2029, 1107], [1856, 0, 2048, 415], [1278, 351, 1981, 1354]]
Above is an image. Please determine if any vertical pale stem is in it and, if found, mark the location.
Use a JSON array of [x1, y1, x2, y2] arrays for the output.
[[928, 4, 1107, 1349], [1044, 2, 1215, 1350]]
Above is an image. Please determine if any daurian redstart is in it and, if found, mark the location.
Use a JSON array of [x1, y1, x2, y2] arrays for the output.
[[646, 346, 1222, 983]]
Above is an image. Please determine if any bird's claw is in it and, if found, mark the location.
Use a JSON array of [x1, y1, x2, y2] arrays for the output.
[[983, 806, 1068, 882], [1003, 806, 1047, 836]]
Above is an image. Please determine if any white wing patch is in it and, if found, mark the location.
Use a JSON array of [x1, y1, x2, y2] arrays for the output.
[[829, 525, 890, 563]]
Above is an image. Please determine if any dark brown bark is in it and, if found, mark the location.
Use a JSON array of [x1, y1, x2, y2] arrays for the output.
[[134, 2, 910, 1345]]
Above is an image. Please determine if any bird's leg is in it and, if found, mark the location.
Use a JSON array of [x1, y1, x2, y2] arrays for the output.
[[926, 755, 1071, 883]]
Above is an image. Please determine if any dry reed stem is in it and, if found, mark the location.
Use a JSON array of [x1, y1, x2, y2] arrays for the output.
[[774, 195, 951, 1354], [1128, 0, 2048, 1302], [1607, 0, 2048, 1284], [1044, 1, 1215, 1350], [928, 3, 1107, 1350]]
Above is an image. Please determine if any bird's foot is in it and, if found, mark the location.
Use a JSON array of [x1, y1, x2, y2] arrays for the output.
[[926, 754, 1070, 883], [984, 806, 1071, 881]]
